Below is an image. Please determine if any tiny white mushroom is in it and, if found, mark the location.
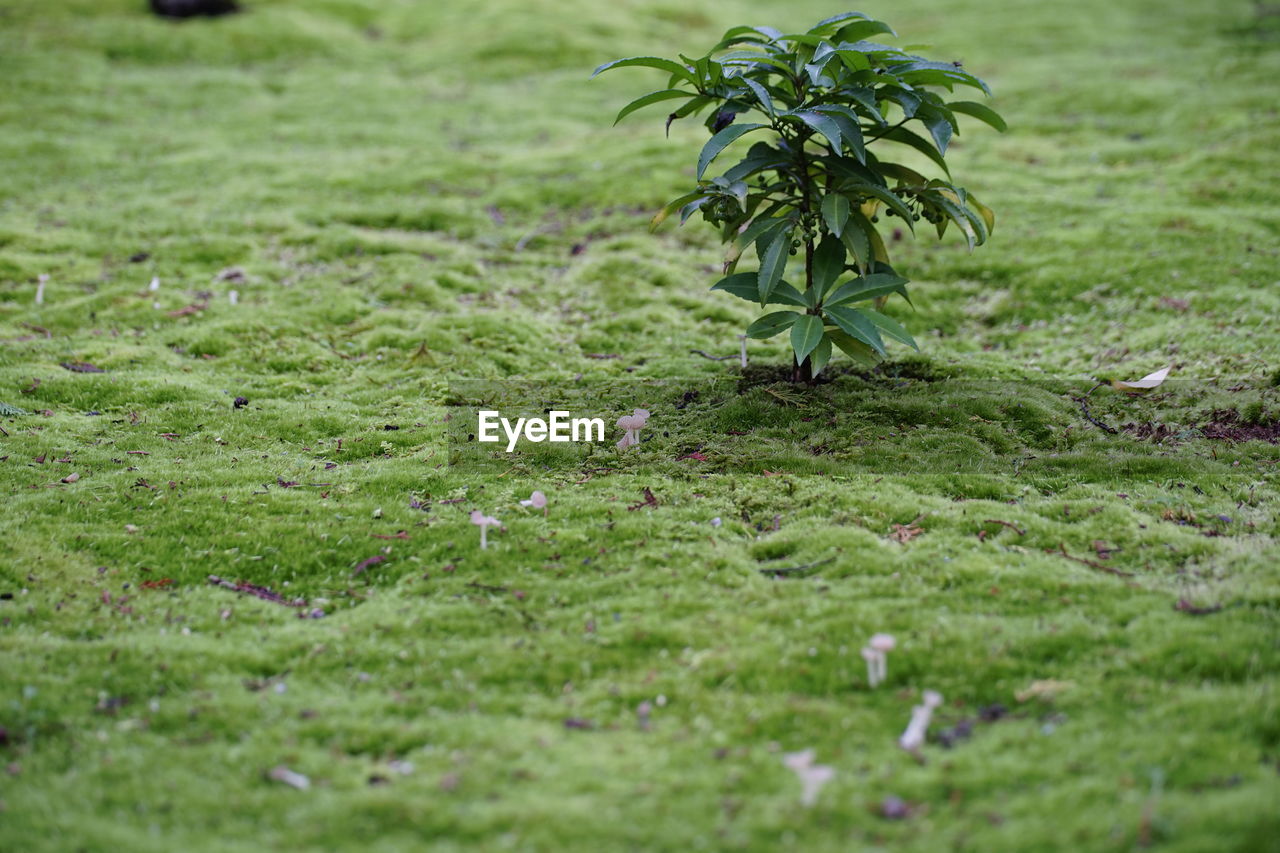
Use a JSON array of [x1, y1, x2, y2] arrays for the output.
[[898, 689, 943, 754], [783, 749, 835, 807], [615, 409, 650, 451], [470, 510, 500, 549], [869, 633, 896, 684], [267, 765, 310, 790], [35, 273, 48, 305], [148, 276, 160, 292], [738, 335, 748, 368], [229, 289, 239, 306], [860, 647, 879, 688], [520, 489, 549, 517]]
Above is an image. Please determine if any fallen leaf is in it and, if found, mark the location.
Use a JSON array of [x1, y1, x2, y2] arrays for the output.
[[60, 472, 79, 484], [889, 522, 923, 543], [267, 766, 310, 790], [1112, 366, 1170, 391], [352, 555, 387, 576], [59, 362, 105, 373], [1015, 679, 1075, 703]]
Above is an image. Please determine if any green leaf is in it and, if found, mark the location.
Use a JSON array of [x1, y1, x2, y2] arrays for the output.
[[738, 76, 776, 118], [877, 125, 951, 176], [787, 111, 842, 154], [613, 89, 694, 124], [862, 308, 919, 350], [808, 334, 834, 376], [698, 123, 769, 180], [725, 215, 791, 265], [838, 180, 915, 226], [711, 273, 806, 307], [722, 142, 788, 183], [917, 102, 954, 154], [757, 227, 791, 305], [830, 48, 873, 73], [811, 235, 846, 294], [679, 196, 711, 224], [833, 19, 897, 42], [880, 86, 921, 119], [839, 87, 885, 124], [808, 11, 871, 34], [745, 310, 801, 339], [966, 191, 996, 233], [838, 40, 909, 59], [825, 271, 910, 307], [790, 315, 825, 364], [825, 305, 886, 356], [869, 158, 929, 186], [839, 209, 872, 273], [716, 51, 796, 75], [827, 329, 882, 366], [947, 100, 1007, 132], [808, 104, 865, 162], [890, 60, 991, 94], [920, 188, 979, 249], [820, 192, 850, 237], [650, 191, 705, 230], [592, 56, 698, 87]]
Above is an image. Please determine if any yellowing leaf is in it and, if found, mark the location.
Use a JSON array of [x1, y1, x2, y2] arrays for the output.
[[1015, 679, 1074, 703]]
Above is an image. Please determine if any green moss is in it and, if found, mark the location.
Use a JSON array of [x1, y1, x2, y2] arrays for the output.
[[1, 1, 1279, 850]]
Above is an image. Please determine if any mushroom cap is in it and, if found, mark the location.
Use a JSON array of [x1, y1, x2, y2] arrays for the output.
[[921, 689, 943, 708], [632, 408, 651, 421], [470, 510, 498, 527], [782, 749, 815, 771], [869, 633, 896, 652], [859, 647, 878, 661], [616, 414, 645, 431], [528, 490, 547, 508]]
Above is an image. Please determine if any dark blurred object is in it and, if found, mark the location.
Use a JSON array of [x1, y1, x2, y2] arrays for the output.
[[149, 0, 240, 18]]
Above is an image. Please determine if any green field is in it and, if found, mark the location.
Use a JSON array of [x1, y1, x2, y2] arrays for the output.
[[1, 1, 1278, 850]]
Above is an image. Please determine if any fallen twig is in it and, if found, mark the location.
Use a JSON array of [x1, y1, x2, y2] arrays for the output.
[[690, 349, 736, 361], [1174, 598, 1222, 616], [466, 581, 509, 594], [983, 519, 1026, 536], [1073, 382, 1117, 434], [207, 575, 307, 606], [1046, 544, 1133, 577], [352, 555, 387, 576], [759, 556, 836, 577], [627, 487, 659, 511]]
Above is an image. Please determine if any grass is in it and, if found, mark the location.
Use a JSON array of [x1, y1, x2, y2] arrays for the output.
[[1, 0, 1279, 850]]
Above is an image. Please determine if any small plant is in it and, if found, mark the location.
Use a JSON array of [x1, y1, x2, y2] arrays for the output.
[[595, 12, 1006, 381]]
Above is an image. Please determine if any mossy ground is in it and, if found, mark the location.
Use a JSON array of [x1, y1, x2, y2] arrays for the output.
[[2, 1, 1279, 850]]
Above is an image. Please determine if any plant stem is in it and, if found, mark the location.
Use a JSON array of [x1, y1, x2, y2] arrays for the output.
[[792, 129, 817, 384]]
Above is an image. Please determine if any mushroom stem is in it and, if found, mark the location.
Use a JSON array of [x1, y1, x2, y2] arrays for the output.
[[861, 647, 880, 688], [480, 527, 487, 549], [898, 690, 943, 753], [738, 335, 748, 368]]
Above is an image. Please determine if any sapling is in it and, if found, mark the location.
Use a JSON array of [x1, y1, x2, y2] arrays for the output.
[[596, 12, 1005, 381]]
